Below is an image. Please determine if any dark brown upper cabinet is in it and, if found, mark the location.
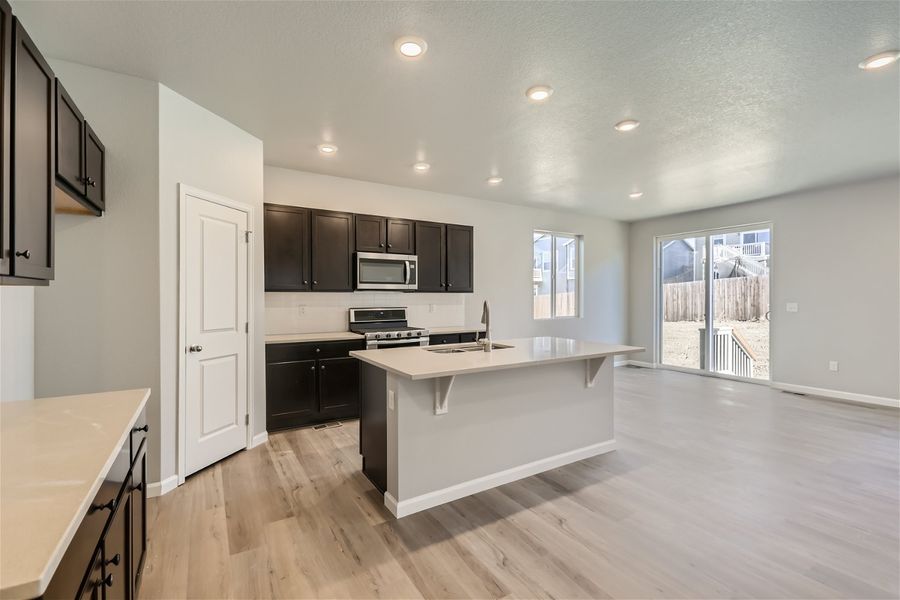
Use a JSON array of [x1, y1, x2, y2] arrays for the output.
[[310, 208, 354, 291], [446, 224, 474, 293], [354, 213, 385, 252], [414, 221, 446, 292], [55, 80, 85, 197], [83, 122, 104, 212], [0, 0, 11, 278], [386, 218, 415, 254], [8, 17, 54, 282], [55, 79, 104, 216], [264, 203, 310, 291]]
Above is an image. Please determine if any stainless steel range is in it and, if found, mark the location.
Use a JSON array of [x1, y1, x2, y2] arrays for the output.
[[349, 307, 430, 349]]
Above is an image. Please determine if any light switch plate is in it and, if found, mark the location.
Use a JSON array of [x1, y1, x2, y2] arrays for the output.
[[829, 361, 839, 372], [388, 390, 395, 410], [786, 302, 799, 313]]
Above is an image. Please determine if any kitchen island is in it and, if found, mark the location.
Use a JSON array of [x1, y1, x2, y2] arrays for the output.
[[351, 337, 642, 518]]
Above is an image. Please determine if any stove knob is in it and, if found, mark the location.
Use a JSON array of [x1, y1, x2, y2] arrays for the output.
[[375, 333, 382, 340], [405, 332, 412, 337], [386, 332, 395, 339]]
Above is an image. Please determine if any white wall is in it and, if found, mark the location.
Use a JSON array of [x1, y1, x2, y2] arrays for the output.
[[628, 176, 900, 401], [0, 287, 34, 401], [34, 61, 164, 478], [265, 167, 630, 344], [158, 85, 265, 481]]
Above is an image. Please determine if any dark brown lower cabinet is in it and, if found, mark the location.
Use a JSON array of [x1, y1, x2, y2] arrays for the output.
[[359, 362, 387, 493], [266, 340, 364, 430], [103, 475, 131, 600], [42, 420, 148, 600]]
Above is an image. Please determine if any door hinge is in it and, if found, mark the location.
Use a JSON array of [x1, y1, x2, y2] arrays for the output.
[[245, 414, 250, 426], [245, 322, 249, 334], [245, 230, 252, 243]]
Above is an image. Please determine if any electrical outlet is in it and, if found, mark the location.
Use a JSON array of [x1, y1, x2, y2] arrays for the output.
[[829, 361, 839, 372], [786, 302, 799, 313], [388, 390, 395, 410], [298, 305, 306, 316]]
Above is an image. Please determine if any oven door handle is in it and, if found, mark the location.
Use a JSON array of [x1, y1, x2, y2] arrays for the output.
[[405, 260, 411, 285]]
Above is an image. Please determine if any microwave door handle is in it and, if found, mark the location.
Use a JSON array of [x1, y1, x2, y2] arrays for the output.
[[405, 260, 411, 285]]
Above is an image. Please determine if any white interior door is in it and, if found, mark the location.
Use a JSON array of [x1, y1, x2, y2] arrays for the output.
[[184, 191, 249, 477]]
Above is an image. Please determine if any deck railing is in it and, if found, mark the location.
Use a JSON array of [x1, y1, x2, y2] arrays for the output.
[[699, 326, 756, 378]]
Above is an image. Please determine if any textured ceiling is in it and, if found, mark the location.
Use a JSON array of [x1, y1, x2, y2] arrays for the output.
[[12, 1, 899, 220]]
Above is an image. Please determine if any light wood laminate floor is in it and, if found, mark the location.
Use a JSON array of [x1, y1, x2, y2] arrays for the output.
[[141, 367, 900, 599]]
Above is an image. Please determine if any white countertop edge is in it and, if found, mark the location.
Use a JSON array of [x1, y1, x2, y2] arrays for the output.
[[10, 388, 152, 600], [265, 332, 364, 344], [350, 343, 644, 381]]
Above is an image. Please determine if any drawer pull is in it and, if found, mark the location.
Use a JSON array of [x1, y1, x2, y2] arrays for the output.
[[133, 424, 149, 433], [105, 553, 121, 566], [132, 482, 144, 492], [102, 574, 114, 587], [92, 498, 117, 512]]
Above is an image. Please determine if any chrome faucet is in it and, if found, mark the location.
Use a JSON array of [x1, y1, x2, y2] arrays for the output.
[[480, 300, 492, 352]]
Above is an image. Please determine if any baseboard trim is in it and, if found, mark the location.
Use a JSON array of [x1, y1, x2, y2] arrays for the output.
[[147, 475, 178, 498], [771, 382, 899, 409], [622, 359, 655, 368], [386, 439, 617, 518], [250, 431, 269, 448]]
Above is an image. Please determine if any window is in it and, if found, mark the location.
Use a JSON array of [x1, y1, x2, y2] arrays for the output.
[[533, 230, 581, 319]]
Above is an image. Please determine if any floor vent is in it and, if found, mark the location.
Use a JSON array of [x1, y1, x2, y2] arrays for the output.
[[313, 421, 343, 431]]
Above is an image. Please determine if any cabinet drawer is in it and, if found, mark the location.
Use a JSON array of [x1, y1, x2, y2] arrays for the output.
[[266, 339, 364, 363], [459, 332, 484, 343], [429, 333, 460, 345]]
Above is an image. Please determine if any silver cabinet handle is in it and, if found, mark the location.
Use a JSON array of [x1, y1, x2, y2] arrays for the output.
[[189, 345, 203, 353]]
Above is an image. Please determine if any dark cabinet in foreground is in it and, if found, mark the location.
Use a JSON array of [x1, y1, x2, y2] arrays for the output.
[[266, 340, 365, 430], [43, 422, 149, 600]]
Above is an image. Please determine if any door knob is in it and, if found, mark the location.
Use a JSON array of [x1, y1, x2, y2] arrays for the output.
[[189, 345, 203, 353], [14, 250, 30, 259]]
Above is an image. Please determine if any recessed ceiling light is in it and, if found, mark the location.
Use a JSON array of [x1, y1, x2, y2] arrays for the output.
[[395, 36, 428, 59], [859, 50, 900, 70], [614, 119, 641, 132], [486, 176, 503, 185], [413, 162, 431, 173], [317, 143, 338, 155], [525, 85, 553, 102], [629, 191, 644, 200]]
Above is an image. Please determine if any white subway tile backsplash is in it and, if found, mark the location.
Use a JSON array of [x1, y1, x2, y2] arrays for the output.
[[265, 292, 467, 334]]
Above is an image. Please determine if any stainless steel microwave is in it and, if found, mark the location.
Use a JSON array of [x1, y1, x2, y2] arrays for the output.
[[355, 252, 418, 291]]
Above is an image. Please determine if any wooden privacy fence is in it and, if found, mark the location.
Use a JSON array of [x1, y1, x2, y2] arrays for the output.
[[663, 275, 769, 322]]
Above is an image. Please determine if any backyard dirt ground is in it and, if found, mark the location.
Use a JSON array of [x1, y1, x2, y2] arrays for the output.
[[662, 319, 770, 379]]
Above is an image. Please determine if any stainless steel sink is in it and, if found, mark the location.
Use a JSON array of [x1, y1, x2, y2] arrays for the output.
[[425, 343, 513, 354]]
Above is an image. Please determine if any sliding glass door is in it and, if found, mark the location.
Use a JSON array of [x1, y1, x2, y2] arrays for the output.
[[658, 225, 771, 381]]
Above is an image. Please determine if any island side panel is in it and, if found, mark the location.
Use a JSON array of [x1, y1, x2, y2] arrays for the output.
[[392, 358, 615, 513], [359, 362, 388, 493]]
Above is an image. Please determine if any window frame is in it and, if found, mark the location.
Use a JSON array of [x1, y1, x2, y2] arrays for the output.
[[533, 229, 583, 320]]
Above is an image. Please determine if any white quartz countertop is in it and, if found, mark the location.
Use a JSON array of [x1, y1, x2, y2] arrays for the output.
[[426, 325, 486, 335], [351, 336, 643, 380], [266, 331, 364, 344], [0, 388, 151, 600]]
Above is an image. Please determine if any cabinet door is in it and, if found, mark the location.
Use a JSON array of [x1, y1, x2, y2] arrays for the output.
[[83, 121, 104, 212], [354, 214, 385, 252], [386, 218, 415, 254], [414, 221, 445, 292], [55, 79, 85, 196], [77, 549, 104, 600], [318, 356, 359, 418], [266, 358, 317, 430], [103, 477, 131, 600], [130, 440, 147, 595], [264, 204, 309, 291], [0, 0, 10, 277], [446, 224, 473, 293], [310, 209, 353, 291], [10, 19, 54, 281]]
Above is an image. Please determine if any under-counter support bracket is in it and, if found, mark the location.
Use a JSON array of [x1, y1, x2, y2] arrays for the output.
[[585, 356, 607, 388], [434, 376, 455, 415]]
